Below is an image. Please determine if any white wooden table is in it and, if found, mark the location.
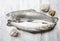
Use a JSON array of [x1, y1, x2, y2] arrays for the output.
[[0, 0, 60, 41]]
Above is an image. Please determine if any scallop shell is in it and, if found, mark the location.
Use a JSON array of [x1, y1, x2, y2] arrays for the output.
[[40, 4, 50, 12], [10, 28, 18, 37], [49, 10, 56, 16]]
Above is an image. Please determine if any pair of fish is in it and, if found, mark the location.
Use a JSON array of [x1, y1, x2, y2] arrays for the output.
[[6, 9, 58, 37]]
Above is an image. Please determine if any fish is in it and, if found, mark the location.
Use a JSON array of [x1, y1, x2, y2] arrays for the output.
[[6, 9, 58, 23]]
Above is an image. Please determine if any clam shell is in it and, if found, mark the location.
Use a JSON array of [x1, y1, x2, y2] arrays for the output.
[[49, 10, 56, 16]]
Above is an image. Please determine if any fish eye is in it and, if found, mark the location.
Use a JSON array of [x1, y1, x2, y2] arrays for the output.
[[42, 22, 47, 24]]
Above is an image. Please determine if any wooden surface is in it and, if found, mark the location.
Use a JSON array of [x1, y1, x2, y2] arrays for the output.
[[0, 0, 60, 41]]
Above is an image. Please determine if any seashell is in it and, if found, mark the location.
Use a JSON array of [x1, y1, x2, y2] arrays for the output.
[[10, 28, 18, 37], [48, 10, 56, 16], [40, 4, 50, 12]]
